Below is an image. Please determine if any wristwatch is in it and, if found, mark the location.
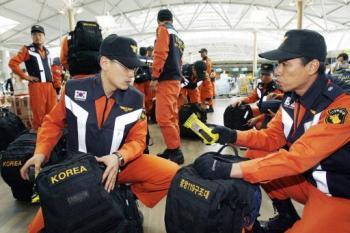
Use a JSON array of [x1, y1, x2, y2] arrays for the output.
[[113, 152, 125, 167]]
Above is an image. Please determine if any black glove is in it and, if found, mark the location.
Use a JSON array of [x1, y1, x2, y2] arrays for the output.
[[211, 125, 237, 145], [193, 154, 232, 179]]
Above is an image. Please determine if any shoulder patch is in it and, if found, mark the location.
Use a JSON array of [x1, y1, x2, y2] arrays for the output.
[[140, 110, 147, 120], [325, 108, 348, 124]]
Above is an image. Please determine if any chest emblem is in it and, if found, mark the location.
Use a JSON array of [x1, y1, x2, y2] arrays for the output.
[[74, 90, 87, 101]]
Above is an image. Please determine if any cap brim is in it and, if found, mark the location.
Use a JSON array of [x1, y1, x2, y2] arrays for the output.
[[111, 57, 144, 69], [259, 49, 301, 61], [31, 30, 44, 34], [261, 71, 273, 75]]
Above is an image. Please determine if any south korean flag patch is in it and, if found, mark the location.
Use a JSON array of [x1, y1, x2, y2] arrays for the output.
[[74, 90, 87, 101]]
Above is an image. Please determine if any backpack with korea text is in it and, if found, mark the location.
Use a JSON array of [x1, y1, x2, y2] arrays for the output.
[[36, 151, 143, 233], [68, 21, 102, 76], [165, 145, 261, 233]]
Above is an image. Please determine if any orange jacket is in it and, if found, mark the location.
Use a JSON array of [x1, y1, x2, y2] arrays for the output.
[[60, 36, 69, 71], [203, 57, 212, 75], [9, 46, 47, 80], [237, 93, 350, 184], [35, 88, 147, 164], [242, 82, 283, 104], [152, 25, 169, 78], [51, 64, 62, 89]]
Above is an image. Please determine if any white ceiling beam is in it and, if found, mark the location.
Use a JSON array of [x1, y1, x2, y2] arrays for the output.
[[186, 3, 202, 30], [321, 0, 329, 31], [270, 0, 280, 28], [233, 0, 256, 29], [304, 15, 326, 30], [209, 3, 232, 29], [267, 16, 280, 29], [0, 0, 15, 6]]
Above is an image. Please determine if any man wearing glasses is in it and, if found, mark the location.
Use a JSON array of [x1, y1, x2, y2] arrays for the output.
[[21, 34, 179, 233]]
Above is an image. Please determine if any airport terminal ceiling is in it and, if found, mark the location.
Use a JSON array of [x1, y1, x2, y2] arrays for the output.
[[0, 0, 350, 62]]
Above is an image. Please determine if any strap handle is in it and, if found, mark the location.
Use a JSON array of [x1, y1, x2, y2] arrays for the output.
[[216, 144, 239, 156]]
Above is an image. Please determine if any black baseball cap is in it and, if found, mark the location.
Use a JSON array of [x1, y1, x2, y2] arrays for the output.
[[198, 48, 208, 53], [157, 9, 173, 22], [259, 29, 327, 62], [193, 60, 207, 79], [99, 34, 143, 69], [31, 25, 45, 34], [260, 63, 274, 74]]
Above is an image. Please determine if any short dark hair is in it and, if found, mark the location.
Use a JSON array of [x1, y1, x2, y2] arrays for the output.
[[301, 57, 325, 74], [337, 53, 349, 61]]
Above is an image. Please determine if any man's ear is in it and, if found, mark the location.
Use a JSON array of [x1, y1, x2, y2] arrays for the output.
[[100, 56, 109, 71], [306, 59, 320, 75]]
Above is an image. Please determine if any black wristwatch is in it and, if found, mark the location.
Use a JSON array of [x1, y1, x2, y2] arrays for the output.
[[113, 152, 125, 167]]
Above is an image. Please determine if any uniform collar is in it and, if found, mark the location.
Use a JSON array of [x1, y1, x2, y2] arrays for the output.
[[299, 73, 328, 109], [92, 74, 128, 103]]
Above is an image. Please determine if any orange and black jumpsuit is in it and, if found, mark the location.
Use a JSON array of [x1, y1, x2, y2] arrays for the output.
[[178, 64, 201, 107], [9, 44, 57, 130], [199, 57, 214, 108], [241, 80, 282, 129], [152, 22, 185, 150], [28, 75, 179, 233], [236, 75, 350, 233]]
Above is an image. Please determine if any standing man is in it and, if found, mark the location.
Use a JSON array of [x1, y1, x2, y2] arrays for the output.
[[20, 34, 179, 233], [9, 25, 57, 130], [151, 9, 185, 165], [194, 29, 350, 233], [198, 48, 214, 112]]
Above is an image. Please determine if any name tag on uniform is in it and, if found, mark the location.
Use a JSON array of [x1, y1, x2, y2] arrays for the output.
[[74, 90, 87, 101]]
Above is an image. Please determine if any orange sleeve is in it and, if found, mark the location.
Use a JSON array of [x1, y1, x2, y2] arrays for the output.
[[8, 46, 29, 79], [35, 89, 66, 158], [242, 88, 259, 104], [117, 117, 147, 164], [152, 25, 169, 78], [206, 58, 212, 75], [236, 109, 286, 151], [240, 94, 350, 184], [60, 36, 69, 70]]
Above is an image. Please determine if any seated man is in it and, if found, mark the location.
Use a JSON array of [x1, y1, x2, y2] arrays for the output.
[[178, 60, 207, 108], [195, 29, 350, 233], [20, 34, 179, 233], [231, 63, 283, 129]]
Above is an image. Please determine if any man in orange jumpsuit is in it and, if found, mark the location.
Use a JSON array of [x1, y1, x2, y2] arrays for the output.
[[51, 57, 63, 94], [231, 63, 283, 129], [198, 48, 214, 112], [20, 34, 179, 233], [194, 29, 350, 233], [151, 9, 185, 165], [9, 25, 57, 130], [178, 60, 206, 107], [134, 47, 153, 115]]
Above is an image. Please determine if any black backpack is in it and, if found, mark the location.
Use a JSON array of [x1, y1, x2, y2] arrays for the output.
[[179, 103, 207, 138], [0, 108, 26, 151], [223, 104, 253, 131], [134, 56, 151, 83], [37, 152, 143, 233], [0, 132, 67, 202], [68, 21, 102, 76], [165, 145, 261, 233]]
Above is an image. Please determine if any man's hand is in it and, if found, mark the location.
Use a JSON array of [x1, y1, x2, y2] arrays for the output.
[[193, 154, 232, 179], [25, 76, 40, 82], [95, 155, 119, 193], [20, 154, 46, 180], [247, 117, 259, 127], [150, 79, 158, 91], [211, 125, 237, 145], [231, 100, 242, 108]]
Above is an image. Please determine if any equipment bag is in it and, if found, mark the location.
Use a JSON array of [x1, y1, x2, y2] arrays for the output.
[[0, 132, 67, 202], [165, 145, 261, 233], [37, 152, 143, 233], [68, 21, 102, 76], [179, 103, 207, 138], [223, 104, 253, 131], [0, 108, 26, 151]]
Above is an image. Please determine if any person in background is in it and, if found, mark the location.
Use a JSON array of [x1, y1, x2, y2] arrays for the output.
[[51, 57, 63, 94], [331, 52, 349, 73], [198, 48, 214, 112], [9, 25, 57, 130], [151, 9, 185, 165]]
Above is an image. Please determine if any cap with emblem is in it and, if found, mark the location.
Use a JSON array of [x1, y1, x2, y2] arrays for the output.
[[198, 48, 208, 53], [259, 29, 327, 62], [260, 63, 274, 75], [31, 25, 45, 34], [99, 34, 143, 69]]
